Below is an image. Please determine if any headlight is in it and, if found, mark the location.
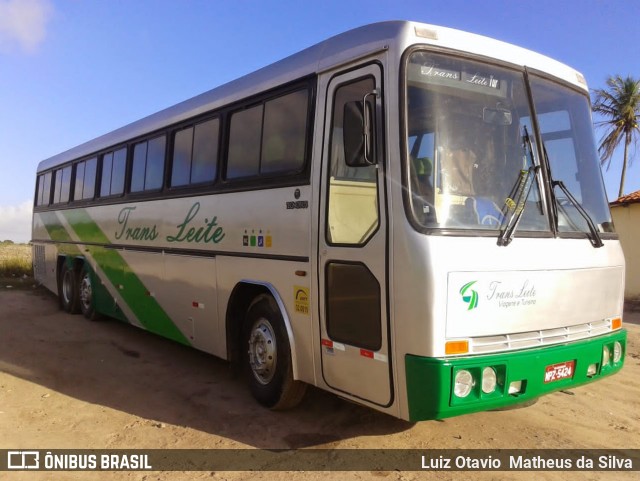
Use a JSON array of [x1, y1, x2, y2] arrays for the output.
[[482, 367, 497, 394], [454, 369, 474, 398], [602, 345, 610, 366], [613, 342, 623, 363]]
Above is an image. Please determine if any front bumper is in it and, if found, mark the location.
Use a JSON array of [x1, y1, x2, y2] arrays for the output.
[[405, 329, 627, 421]]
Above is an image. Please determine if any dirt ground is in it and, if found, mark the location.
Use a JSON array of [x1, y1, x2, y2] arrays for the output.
[[0, 286, 638, 481]]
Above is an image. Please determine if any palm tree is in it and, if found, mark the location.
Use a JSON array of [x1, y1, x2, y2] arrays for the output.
[[591, 75, 640, 198]]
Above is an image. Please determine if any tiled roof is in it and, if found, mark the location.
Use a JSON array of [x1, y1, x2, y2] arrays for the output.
[[610, 190, 640, 206]]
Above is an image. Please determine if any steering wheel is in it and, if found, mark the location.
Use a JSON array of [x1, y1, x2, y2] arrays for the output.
[[481, 214, 502, 226]]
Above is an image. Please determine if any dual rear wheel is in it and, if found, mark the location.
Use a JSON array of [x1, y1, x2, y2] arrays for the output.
[[58, 261, 100, 321], [58, 259, 303, 409]]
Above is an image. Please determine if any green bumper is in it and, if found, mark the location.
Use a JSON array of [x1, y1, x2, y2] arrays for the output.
[[406, 329, 627, 421]]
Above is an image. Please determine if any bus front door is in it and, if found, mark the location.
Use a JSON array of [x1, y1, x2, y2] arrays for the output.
[[317, 63, 392, 407]]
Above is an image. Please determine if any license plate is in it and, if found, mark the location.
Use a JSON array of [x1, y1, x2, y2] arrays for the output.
[[544, 360, 575, 383]]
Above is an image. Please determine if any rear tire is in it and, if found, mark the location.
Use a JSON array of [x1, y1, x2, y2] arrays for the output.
[[59, 262, 80, 314], [79, 264, 102, 321], [243, 295, 306, 410]]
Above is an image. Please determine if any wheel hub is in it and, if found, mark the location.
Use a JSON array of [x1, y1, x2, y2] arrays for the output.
[[248, 318, 277, 385], [79, 273, 92, 311]]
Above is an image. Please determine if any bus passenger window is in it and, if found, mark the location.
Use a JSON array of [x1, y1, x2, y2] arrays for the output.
[[172, 127, 193, 187], [36, 172, 52, 206], [191, 118, 219, 184], [171, 118, 219, 187], [227, 105, 263, 179], [226, 88, 309, 180], [131, 136, 166, 192], [100, 148, 127, 197], [53, 166, 72, 204], [74, 157, 97, 201], [261, 89, 308, 174]]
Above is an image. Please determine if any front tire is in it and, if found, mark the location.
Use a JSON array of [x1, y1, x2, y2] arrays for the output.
[[243, 295, 306, 410]]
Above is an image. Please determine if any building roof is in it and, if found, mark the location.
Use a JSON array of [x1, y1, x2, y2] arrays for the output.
[[610, 190, 640, 206]]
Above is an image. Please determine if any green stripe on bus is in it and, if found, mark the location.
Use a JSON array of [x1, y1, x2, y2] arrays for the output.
[[39, 212, 83, 257], [58, 209, 191, 347]]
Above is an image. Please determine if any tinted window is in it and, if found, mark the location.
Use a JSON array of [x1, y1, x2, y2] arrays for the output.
[[132, 136, 165, 192], [36, 176, 45, 206], [261, 89, 308, 174], [111, 148, 126, 195], [172, 127, 192, 187], [131, 142, 147, 192], [101, 152, 113, 196], [100, 148, 126, 197], [75, 162, 85, 200], [146, 136, 165, 190], [74, 157, 97, 200], [53, 166, 72, 204], [191, 118, 219, 184], [171, 118, 219, 187], [227, 105, 262, 179], [326, 262, 381, 350], [36, 173, 52, 206], [226, 88, 310, 180]]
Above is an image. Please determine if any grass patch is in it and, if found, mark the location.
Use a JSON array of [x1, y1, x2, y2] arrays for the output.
[[0, 244, 34, 287]]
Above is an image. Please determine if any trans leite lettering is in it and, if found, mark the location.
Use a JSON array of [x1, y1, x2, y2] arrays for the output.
[[167, 202, 225, 244], [116, 203, 225, 245]]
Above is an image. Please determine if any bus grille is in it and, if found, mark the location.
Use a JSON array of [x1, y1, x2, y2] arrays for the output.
[[33, 245, 45, 279], [469, 319, 613, 354]]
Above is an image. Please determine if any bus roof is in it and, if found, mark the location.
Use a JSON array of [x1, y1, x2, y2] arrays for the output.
[[37, 20, 586, 173]]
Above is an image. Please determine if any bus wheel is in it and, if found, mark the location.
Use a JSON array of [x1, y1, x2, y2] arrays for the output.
[[78, 265, 102, 321], [59, 263, 80, 314], [243, 295, 306, 410]]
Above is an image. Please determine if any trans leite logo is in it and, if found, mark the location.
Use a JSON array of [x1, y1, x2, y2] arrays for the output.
[[459, 281, 479, 310]]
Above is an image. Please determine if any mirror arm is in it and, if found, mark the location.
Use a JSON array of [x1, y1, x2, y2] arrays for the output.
[[362, 89, 380, 165]]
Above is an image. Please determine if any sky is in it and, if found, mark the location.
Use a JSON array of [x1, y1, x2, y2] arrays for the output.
[[0, 0, 638, 242]]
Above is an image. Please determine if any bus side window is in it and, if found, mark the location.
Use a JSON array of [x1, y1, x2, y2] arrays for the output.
[[261, 89, 308, 174], [226, 88, 309, 180], [227, 105, 263, 179], [131, 136, 166, 192], [36, 172, 52, 206], [171, 118, 219, 187], [52, 166, 72, 204], [74, 157, 97, 201]]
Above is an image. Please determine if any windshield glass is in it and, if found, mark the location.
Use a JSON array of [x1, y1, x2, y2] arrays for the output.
[[528, 76, 615, 234], [405, 52, 550, 232]]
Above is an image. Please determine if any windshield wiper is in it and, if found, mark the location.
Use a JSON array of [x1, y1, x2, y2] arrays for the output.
[[497, 126, 540, 246], [497, 166, 539, 246], [552, 180, 604, 248]]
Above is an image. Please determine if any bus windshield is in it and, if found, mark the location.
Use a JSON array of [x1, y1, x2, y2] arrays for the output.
[[405, 51, 613, 236]]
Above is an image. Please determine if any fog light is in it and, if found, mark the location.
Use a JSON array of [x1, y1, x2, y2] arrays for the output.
[[602, 345, 610, 366], [508, 380, 522, 395], [482, 367, 497, 394], [613, 342, 622, 363], [454, 370, 474, 398], [587, 363, 597, 377]]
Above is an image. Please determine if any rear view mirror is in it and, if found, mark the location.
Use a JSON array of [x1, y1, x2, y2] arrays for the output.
[[483, 107, 512, 125], [344, 92, 377, 166]]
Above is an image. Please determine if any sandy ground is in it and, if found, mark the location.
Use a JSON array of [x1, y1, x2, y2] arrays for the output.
[[0, 286, 639, 481]]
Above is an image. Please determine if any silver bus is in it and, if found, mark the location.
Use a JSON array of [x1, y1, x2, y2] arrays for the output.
[[32, 21, 626, 420]]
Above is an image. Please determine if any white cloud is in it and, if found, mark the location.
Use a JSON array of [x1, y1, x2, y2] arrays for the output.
[[0, 0, 53, 53], [0, 200, 33, 243]]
